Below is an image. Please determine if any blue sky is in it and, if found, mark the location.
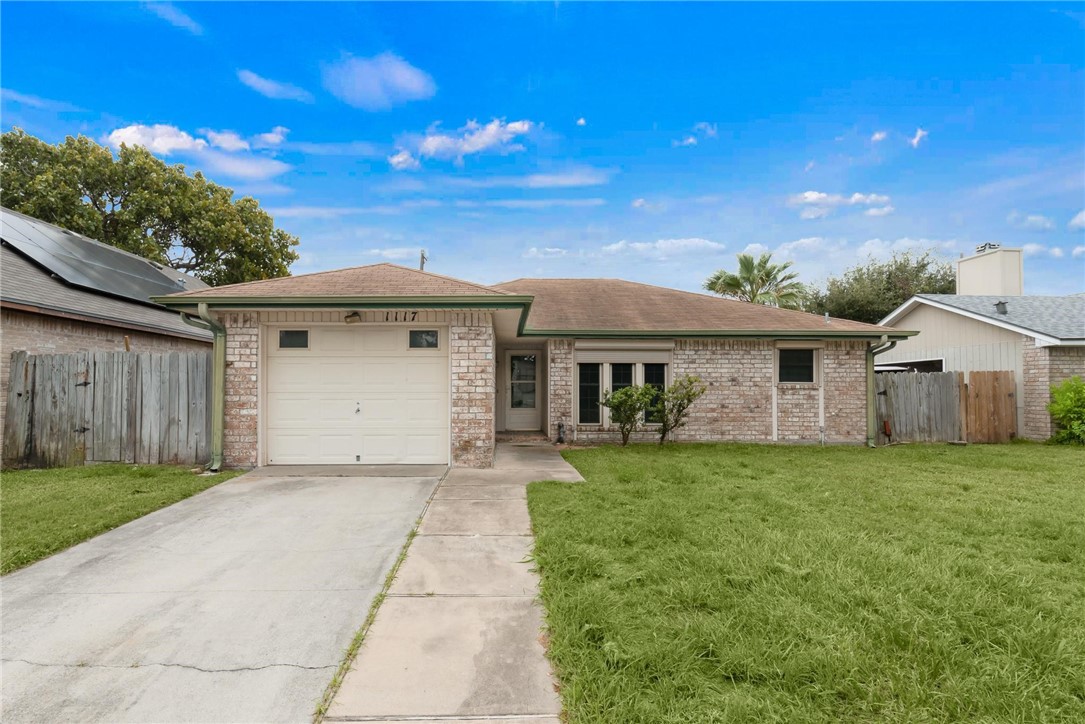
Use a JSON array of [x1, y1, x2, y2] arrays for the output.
[[2, 2, 1083, 294]]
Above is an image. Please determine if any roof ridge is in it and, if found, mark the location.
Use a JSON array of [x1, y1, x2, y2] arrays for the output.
[[382, 262, 511, 295]]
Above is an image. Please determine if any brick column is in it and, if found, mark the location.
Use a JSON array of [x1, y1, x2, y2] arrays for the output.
[[450, 312, 495, 467], [822, 341, 868, 443], [546, 339, 573, 442], [1023, 336, 1085, 441], [222, 313, 259, 467]]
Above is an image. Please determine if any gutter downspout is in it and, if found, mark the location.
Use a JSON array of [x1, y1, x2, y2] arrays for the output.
[[866, 335, 898, 448], [181, 303, 226, 471]]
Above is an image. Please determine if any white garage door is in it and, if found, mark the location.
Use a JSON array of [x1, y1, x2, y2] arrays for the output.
[[265, 325, 449, 465]]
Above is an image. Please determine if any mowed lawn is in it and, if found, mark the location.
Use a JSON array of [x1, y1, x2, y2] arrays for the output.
[[528, 444, 1085, 723], [1, 464, 241, 574]]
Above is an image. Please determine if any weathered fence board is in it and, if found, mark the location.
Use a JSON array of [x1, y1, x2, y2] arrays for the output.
[[3, 351, 212, 468], [875, 370, 1016, 445]]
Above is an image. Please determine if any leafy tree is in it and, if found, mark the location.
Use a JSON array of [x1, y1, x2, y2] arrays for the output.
[[601, 385, 657, 446], [1048, 376, 1085, 445], [806, 251, 955, 324], [655, 375, 708, 444], [704, 252, 806, 309], [0, 127, 299, 285]]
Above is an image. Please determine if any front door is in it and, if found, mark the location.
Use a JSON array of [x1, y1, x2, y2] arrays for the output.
[[506, 351, 541, 431]]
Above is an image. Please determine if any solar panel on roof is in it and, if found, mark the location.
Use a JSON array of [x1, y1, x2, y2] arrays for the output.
[[0, 208, 207, 307]]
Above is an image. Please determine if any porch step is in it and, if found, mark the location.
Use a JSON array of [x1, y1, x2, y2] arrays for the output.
[[496, 431, 550, 443]]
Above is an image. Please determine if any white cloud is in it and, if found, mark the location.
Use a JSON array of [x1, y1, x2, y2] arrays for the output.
[[804, 160, 815, 172], [672, 136, 697, 147], [254, 126, 289, 146], [693, 122, 718, 138], [0, 88, 84, 112], [602, 237, 725, 258], [790, 190, 892, 219], [197, 150, 290, 181], [576, 117, 586, 127], [202, 129, 249, 152], [365, 247, 420, 260], [460, 198, 605, 210], [145, 3, 202, 35], [1068, 210, 1085, 231], [865, 205, 895, 217], [1072, 245, 1085, 258], [871, 130, 888, 143], [237, 70, 313, 102], [858, 237, 957, 259], [631, 198, 648, 209], [451, 167, 612, 189], [1008, 210, 1055, 231], [388, 149, 421, 171], [776, 237, 832, 257], [322, 52, 436, 111], [1021, 243, 1064, 258], [909, 127, 929, 148], [741, 243, 771, 256], [286, 140, 381, 156], [106, 124, 207, 155], [800, 207, 832, 220], [524, 247, 569, 259], [416, 119, 534, 163]]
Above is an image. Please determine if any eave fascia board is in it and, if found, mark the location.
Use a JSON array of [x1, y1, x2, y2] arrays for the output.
[[151, 294, 534, 309], [887, 296, 1065, 346], [518, 328, 917, 340]]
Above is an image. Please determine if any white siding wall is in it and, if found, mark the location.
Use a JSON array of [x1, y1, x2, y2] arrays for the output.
[[881, 304, 1026, 429]]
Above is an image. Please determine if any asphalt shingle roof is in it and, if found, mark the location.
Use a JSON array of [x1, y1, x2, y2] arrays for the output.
[[496, 278, 898, 333], [164, 263, 512, 299], [917, 294, 1085, 341]]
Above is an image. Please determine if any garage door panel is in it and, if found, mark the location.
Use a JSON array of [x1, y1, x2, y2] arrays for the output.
[[265, 325, 449, 465]]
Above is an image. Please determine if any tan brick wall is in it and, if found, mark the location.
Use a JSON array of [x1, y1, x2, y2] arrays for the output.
[[221, 313, 260, 467], [450, 312, 495, 467], [1022, 337, 1085, 441], [544, 338, 868, 445], [546, 339, 574, 441], [1, 308, 209, 436]]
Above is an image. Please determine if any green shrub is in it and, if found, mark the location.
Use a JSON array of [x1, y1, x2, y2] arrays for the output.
[[1048, 375, 1085, 445], [656, 375, 708, 444], [600, 385, 656, 446]]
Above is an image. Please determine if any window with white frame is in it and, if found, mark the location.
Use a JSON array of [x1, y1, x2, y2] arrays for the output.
[[577, 361, 669, 426]]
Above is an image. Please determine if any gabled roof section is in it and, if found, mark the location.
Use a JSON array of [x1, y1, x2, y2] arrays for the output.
[[0, 206, 207, 307], [880, 294, 1085, 343], [495, 278, 907, 337], [161, 262, 513, 300]]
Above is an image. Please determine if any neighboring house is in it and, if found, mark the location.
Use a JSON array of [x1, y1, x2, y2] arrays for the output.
[[877, 246, 1085, 441], [0, 207, 212, 430], [155, 263, 911, 469]]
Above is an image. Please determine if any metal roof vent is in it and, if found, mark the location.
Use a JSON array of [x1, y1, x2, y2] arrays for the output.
[[994, 300, 1008, 315]]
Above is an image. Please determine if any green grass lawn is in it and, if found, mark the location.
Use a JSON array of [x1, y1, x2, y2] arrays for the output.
[[528, 443, 1085, 723], [1, 464, 241, 574]]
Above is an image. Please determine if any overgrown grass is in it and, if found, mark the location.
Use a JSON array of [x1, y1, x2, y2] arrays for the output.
[[1, 464, 241, 574], [528, 443, 1085, 723]]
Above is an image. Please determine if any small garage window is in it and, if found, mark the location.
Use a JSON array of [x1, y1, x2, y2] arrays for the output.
[[779, 348, 815, 383], [409, 330, 439, 349], [278, 330, 309, 349]]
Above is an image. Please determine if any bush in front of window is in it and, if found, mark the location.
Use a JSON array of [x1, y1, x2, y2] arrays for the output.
[[601, 385, 657, 446], [1048, 375, 1085, 445], [656, 375, 708, 445]]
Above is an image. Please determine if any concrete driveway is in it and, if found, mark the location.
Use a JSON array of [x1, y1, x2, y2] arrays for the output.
[[1, 467, 440, 723]]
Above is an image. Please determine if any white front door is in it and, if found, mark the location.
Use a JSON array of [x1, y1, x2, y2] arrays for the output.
[[505, 351, 541, 431]]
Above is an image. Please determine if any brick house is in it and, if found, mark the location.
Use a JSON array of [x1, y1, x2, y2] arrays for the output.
[[1, 208, 211, 431], [156, 263, 910, 469]]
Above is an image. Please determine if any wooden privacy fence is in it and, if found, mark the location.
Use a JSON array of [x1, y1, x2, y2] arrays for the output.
[[4, 351, 212, 468], [875, 370, 1017, 445]]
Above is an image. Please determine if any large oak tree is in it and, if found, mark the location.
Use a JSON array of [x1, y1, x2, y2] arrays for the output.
[[0, 128, 299, 285]]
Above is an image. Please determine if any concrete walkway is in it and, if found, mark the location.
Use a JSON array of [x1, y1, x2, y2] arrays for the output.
[[325, 443, 583, 723]]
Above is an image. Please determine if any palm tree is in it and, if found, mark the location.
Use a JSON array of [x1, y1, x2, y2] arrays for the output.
[[704, 252, 806, 309]]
